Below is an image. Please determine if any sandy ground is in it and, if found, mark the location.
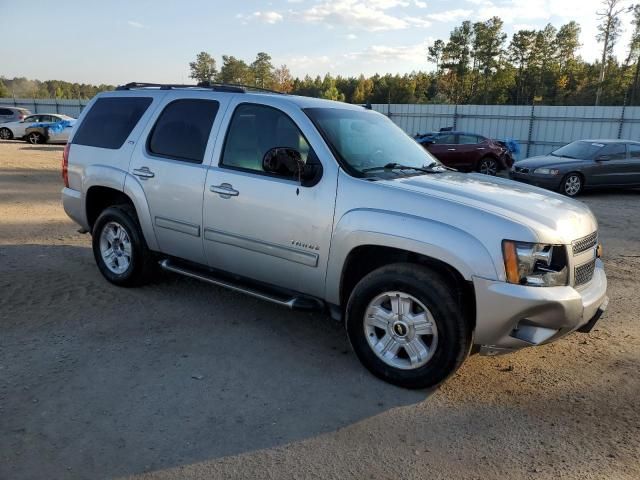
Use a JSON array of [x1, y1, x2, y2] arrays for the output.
[[0, 140, 638, 480]]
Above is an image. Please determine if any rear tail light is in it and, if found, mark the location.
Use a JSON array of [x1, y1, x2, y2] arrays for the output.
[[62, 143, 70, 188], [18, 114, 25, 120]]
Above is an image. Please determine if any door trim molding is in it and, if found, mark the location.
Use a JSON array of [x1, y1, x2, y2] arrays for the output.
[[204, 227, 319, 267], [155, 216, 201, 237]]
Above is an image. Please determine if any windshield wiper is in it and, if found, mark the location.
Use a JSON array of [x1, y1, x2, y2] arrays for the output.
[[362, 162, 445, 174]]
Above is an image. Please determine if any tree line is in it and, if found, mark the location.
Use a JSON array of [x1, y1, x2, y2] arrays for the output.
[[0, 77, 114, 100], [4, 1, 640, 107]]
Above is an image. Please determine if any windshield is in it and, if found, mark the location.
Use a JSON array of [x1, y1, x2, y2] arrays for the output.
[[551, 141, 605, 160], [304, 107, 440, 176]]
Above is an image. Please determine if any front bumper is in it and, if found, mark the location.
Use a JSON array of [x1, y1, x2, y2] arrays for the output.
[[509, 171, 562, 191], [473, 259, 608, 355]]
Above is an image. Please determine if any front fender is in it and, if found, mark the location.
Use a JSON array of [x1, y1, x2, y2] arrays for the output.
[[324, 209, 498, 305]]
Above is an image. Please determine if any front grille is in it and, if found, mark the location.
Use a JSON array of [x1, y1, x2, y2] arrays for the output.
[[514, 166, 530, 174], [572, 231, 598, 255], [574, 259, 596, 286]]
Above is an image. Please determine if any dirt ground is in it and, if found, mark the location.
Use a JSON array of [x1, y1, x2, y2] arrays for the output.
[[0, 140, 638, 480]]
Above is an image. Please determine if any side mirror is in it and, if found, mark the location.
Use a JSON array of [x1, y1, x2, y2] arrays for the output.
[[595, 155, 611, 161], [262, 147, 323, 187]]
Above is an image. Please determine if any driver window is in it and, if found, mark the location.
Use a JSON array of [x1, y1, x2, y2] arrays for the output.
[[221, 103, 312, 175]]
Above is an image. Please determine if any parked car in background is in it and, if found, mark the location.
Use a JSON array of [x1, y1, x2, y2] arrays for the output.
[[24, 118, 76, 144], [510, 139, 640, 197], [415, 130, 514, 175], [0, 113, 74, 140], [0, 106, 31, 125]]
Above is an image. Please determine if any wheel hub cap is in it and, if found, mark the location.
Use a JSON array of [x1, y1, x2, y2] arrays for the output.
[[99, 221, 132, 274], [363, 291, 438, 370]]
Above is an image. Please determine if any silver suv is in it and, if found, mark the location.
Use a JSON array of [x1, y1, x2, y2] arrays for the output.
[[62, 83, 608, 389]]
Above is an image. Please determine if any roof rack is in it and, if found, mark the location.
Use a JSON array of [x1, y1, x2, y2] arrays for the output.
[[115, 81, 284, 94]]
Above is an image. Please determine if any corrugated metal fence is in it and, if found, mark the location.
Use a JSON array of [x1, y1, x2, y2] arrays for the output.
[[3, 98, 639, 160], [0, 98, 90, 119], [371, 104, 640, 159]]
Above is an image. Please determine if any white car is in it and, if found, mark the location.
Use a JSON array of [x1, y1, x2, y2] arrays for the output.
[[0, 113, 74, 140]]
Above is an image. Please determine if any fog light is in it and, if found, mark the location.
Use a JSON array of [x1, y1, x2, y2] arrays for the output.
[[596, 243, 603, 258]]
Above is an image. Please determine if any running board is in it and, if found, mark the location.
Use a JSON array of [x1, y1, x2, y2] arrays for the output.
[[158, 259, 322, 311]]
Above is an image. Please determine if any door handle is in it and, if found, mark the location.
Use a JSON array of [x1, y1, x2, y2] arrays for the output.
[[447, 148, 456, 151], [210, 183, 239, 197], [476, 147, 486, 150], [133, 167, 155, 179]]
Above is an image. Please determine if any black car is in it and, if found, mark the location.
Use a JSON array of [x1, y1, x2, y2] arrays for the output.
[[510, 139, 640, 197]]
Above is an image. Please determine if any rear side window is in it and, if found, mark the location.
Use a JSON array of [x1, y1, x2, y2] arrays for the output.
[[458, 134, 479, 144], [73, 97, 152, 149], [0, 108, 13, 116], [147, 99, 219, 164]]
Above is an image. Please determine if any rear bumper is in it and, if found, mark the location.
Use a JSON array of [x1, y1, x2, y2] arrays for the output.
[[62, 187, 89, 231], [509, 172, 562, 191], [473, 259, 608, 355]]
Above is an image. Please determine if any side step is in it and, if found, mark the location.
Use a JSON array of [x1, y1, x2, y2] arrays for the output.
[[158, 259, 323, 311]]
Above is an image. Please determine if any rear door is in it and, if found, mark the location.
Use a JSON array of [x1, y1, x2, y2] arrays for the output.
[[456, 134, 483, 169], [129, 91, 231, 264], [427, 133, 458, 167], [626, 143, 640, 184], [589, 143, 629, 186]]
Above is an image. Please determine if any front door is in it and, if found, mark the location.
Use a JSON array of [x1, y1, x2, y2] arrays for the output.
[[427, 133, 460, 168], [588, 143, 630, 186], [202, 100, 338, 298], [129, 92, 230, 264]]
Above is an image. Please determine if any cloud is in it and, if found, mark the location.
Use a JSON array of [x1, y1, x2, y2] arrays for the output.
[[345, 43, 428, 64], [414, 0, 427, 7], [426, 9, 473, 23], [127, 20, 146, 29], [237, 11, 284, 24], [298, 0, 412, 31]]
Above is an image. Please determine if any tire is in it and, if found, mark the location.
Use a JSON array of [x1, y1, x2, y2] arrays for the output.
[[26, 132, 44, 144], [91, 204, 154, 287], [0, 127, 13, 140], [345, 263, 472, 389], [560, 172, 583, 197], [478, 156, 498, 175]]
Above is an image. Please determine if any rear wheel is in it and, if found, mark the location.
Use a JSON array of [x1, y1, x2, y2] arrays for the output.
[[478, 157, 498, 175], [26, 132, 44, 144], [0, 127, 13, 140], [345, 263, 471, 389], [92, 205, 154, 287], [560, 172, 583, 197]]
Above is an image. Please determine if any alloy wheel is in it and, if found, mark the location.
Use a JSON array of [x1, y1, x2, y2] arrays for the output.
[[363, 291, 438, 370], [27, 133, 41, 144], [479, 158, 498, 175], [564, 174, 582, 196], [99, 221, 133, 275], [0, 128, 11, 140]]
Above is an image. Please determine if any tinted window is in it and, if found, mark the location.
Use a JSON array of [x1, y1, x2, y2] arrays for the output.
[[147, 99, 219, 163], [73, 97, 152, 149], [629, 144, 640, 158], [434, 134, 456, 144], [221, 103, 313, 175], [599, 143, 626, 160], [458, 134, 479, 144], [24, 115, 39, 123], [0, 108, 13, 116]]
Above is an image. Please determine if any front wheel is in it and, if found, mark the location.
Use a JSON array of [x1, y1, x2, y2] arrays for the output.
[[478, 157, 498, 175], [92, 205, 154, 287], [346, 263, 471, 389], [560, 172, 583, 197]]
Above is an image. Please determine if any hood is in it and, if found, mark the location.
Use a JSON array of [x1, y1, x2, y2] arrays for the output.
[[515, 155, 588, 169], [378, 171, 597, 244]]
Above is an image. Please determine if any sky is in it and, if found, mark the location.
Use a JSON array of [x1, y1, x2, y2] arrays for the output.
[[0, 0, 637, 85]]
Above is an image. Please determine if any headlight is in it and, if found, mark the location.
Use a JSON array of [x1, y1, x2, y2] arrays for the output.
[[533, 167, 559, 175], [502, 240, 568, 286]]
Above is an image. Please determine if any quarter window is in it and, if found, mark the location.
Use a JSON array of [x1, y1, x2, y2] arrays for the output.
[[148, 99, 219, 163], [628, 144, 640, 158], [73, 97, 152, 149], [221, 103, 313, 176]]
